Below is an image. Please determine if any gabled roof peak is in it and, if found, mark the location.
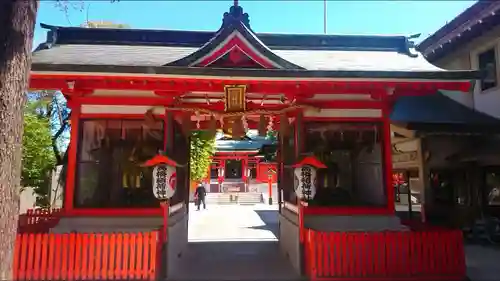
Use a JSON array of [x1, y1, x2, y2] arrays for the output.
[[222, 3, 251, 30]]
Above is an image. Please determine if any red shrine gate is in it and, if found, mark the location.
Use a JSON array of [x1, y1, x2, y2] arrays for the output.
[[15, 1, 475, 280]]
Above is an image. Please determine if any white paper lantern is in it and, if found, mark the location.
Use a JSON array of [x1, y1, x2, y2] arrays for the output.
[[294, 165, 317, 201], [218, 167, 225, 178], [152, 165, 177, 200]]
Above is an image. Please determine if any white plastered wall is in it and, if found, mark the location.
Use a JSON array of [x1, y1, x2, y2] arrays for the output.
[[432, 24, 500, 118]]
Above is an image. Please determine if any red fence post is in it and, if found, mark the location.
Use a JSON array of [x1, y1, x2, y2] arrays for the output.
[[300, 228, 466, 281]]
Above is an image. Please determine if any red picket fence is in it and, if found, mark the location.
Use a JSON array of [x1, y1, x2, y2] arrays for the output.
[[18, 208, 62, 233], [13, 231, 162, 281], [305, 229, 466, 281]]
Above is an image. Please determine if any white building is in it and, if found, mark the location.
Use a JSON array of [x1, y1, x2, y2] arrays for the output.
[[418, 1, 500, 119]]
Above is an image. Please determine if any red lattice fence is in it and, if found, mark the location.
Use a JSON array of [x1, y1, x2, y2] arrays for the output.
[[305, 229, 466, 280]]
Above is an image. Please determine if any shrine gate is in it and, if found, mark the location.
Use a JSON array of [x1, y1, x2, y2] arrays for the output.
[[16, 1, 476, 280]]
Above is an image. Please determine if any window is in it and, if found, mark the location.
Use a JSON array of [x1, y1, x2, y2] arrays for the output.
[[304, 122, 387, 207], [75, 119, 163, 208], [478, 48, 497, 91]]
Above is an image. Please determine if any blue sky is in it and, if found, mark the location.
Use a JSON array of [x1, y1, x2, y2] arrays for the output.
[[34, 0, 475, 48]]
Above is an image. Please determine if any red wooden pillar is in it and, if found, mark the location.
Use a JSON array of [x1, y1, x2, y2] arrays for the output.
[[64, 100, 81, 213], [218, 160, 225, 192], [294, 111, 307, 277], [267, 173, 273, 205], [205, 158, 211, 184]]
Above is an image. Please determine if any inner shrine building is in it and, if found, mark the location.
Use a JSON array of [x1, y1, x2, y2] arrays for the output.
[[30, 2, 477, 216]]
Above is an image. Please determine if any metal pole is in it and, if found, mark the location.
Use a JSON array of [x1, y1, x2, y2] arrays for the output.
[[324, 0, 327, 34], [268, 175, 273, 205]]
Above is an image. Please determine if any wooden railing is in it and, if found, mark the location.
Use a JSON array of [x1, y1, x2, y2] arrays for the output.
[[17, 208, 62, 233], [305, 229, 466, 280], [13, 231, 162, 281]]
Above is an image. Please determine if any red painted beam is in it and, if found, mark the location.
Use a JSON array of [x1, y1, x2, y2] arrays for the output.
[[29, 74, 472, 95], [75, 96, 384, 112]]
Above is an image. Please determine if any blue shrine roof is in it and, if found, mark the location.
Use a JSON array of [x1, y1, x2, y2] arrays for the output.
[[215, 136, 275, 152], [390, 91, 500, 133]]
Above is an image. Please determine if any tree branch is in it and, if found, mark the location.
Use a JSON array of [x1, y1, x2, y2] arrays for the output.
[[52, 112, 70, 165]]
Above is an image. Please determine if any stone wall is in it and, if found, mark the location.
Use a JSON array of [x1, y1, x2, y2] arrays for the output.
[[278, 208, 301, 274]]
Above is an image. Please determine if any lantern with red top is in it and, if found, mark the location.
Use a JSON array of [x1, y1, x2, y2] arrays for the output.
[[142, 154, 181, 201], [142, 153, 182, 241], [293, 156, 327, 202]]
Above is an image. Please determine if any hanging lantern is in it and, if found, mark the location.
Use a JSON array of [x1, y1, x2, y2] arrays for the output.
[[195, 111, 201, 129], [142, 154, 179, 200], [242, 115, 248, 132], [267, 116, 274, 133], [292, 156, 327, 201], [218, 166, 225, 184]]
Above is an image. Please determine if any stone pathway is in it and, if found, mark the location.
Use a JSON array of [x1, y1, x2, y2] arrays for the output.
[[168, 204, 500, 280], [465, 244, 500, 281], [169, 204, 301, 281]]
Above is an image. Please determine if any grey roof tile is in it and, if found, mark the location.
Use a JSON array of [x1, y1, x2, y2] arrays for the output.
[[32, 44, 442, 72]]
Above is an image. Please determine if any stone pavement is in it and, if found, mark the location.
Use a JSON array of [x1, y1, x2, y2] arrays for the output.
[[169, 203, 500, 280], [465, 244, 500, 281], [169, 204, 302, 281]]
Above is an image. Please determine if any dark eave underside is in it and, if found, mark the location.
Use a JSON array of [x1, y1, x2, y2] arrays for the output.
[[411, 123, 500, 135], [31, 63, 480, 80]]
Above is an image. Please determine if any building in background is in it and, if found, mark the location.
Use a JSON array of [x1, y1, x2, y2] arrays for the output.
[[418, 0, 500, 118], [409, 0, 500, 228], [208, 133, 277, 193]]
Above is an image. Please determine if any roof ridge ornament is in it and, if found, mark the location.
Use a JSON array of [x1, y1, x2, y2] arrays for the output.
[[405, 33, 421, 58], [222, 0, 250, 29]]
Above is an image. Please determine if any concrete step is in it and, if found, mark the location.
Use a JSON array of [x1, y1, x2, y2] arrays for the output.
[[205, 193, 235, 204], [204, 193, 262, 205], [237, 193, 263, 205]]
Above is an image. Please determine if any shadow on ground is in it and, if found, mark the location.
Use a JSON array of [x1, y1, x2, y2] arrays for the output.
[[169, 241, 301, 281], [247, 210, 279, 237]]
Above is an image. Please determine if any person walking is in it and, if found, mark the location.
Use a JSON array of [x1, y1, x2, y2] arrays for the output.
[[194, 182, 207, 210]]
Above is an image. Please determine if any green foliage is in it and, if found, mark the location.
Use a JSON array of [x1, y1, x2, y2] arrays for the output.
[[22, 111, 56, 207], [266, 129, 277, 142], [83, 21, 130, 28], [22, 92, 69, 207], [190, 131, 216, 182]]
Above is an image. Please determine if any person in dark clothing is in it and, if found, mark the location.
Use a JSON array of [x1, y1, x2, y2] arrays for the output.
[[194, 183, 207, 210]]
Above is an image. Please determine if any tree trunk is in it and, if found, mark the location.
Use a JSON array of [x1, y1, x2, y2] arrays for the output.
[[0, 1, 39, 279]]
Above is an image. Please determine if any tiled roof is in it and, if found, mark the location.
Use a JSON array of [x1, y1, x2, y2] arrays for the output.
[[32, 44, 443, 72], [417, 1, 500, 62], [215, 138, 274, 151], [31, 3, 478, 79]]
